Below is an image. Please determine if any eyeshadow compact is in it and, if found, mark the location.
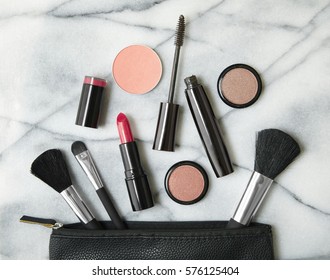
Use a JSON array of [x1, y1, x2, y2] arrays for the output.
[[217, 64, 262, 108], [164, 161, 209, 205]]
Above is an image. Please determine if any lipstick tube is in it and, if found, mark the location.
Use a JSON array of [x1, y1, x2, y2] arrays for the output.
[[75, 76, 107, 129], [184, 75, 234, 178], [117, 113, 154, 211]]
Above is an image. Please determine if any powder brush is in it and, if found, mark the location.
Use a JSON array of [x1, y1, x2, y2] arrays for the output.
[[227, 129, 301, 228], [71, 141, 126, 229], [31, 149, 103, 230]]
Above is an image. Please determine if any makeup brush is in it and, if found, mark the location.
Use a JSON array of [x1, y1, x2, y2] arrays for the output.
[[227, 129, 301, 229], [31, 149, 103, 230], [71, 141, 127, 229], [153, 15, 185, 152]]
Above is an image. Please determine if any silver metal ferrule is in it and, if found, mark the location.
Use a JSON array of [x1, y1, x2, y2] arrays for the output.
[[75, 150, 103, 190], [61, 185, 95, 224], [232, 171, 273, 226]]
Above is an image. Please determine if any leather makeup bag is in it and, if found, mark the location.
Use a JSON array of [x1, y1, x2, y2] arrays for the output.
[[47, 220, 274, 260]]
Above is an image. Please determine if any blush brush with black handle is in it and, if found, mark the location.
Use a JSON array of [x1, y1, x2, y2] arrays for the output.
[[31, 149, 103, 230], [227, 129, 301, 229]]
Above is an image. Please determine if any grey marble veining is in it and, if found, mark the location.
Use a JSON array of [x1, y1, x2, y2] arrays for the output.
[[0, 0, 330, 260]]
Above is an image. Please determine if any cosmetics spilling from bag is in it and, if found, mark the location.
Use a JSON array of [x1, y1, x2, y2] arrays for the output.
[[22, 14, 302, 260]]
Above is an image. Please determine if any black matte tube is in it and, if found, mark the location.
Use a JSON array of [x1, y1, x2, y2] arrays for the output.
[[119, 141, 154, 211], [226, 218, 245, 229], [75, 82, 104, 128], [84, 218, 104, 230], [96, 187, 127, 229]]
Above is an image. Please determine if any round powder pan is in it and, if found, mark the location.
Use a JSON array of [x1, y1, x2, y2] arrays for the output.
[[164, 161, 209, 205], [112, 45, 162, 95], [217, 64, 262, 108]]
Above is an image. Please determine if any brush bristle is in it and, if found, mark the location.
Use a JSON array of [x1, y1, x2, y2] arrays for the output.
[[174, 15, 185, 46], [31, 149, 72, 193], [71, 141, 87, 156], [254, 129, 301, 179]]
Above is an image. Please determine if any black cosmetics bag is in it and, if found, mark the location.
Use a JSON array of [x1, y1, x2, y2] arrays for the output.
[[49, 221, 274, 260]]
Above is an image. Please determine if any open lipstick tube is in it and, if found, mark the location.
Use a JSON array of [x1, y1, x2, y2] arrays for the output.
[[117, 113, 154, 211]]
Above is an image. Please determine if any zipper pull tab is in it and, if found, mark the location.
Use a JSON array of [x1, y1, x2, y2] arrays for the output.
[[20, 215, 63, 229]]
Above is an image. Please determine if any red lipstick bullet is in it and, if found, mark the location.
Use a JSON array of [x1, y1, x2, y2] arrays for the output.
[[117, 113, 154, 211], [117, 113, 134, 144]]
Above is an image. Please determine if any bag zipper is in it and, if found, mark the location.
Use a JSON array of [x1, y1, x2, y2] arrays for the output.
[[20, 215, 63, 229]]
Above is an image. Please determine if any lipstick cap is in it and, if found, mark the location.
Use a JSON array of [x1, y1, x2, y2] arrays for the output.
[[184, 75, 234, 178], [75, 76, 107, 128], [153, 102, 179, 152]]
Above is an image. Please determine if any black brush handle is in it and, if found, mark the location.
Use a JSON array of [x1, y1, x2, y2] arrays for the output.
[[84, 218, 104, 230], [96, 187, 127, 229], [226, 218, 245, 229]]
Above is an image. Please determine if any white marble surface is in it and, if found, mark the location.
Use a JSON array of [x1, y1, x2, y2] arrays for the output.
[[0, 0, 330, 260]]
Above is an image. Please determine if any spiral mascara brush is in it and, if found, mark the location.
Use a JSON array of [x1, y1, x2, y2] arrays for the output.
[[168, 15, 185, 105], [153, 15, 185, 152]]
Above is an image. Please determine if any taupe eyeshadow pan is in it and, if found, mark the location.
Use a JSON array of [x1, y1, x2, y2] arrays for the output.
[[165, 161, 208, 205], [217, 64, 262, 108]]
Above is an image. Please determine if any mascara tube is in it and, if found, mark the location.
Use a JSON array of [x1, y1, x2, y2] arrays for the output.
[[184, 75, 234, 178]]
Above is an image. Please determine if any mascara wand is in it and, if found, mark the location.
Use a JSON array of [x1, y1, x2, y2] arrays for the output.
[[168, 15, 185, 104], [153, 15, 185, 152]]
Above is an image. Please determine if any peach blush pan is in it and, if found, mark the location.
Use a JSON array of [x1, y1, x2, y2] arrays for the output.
[[112, 45, 162, 94]]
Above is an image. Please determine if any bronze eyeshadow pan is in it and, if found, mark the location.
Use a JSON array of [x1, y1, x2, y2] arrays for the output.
[[164, 161, 208, 205], [217, 64, 262, 108]]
